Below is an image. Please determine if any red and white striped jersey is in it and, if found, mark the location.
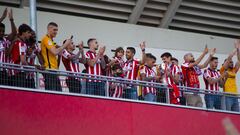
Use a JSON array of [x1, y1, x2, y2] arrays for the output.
[[26, 44, 40, 65], [113, 56, 125, 68], [9, 40, 27, 76], [62, 49, 81, 73], [161, 63, 180, 86], [203, 68, 221, 91], [85, 50, 103, 82], [0, 37, 11, 63], [110, 81, 124, 98], [26, 44, 41, 79], [123, 59, 140, 80], [140, 65, 157, 96]]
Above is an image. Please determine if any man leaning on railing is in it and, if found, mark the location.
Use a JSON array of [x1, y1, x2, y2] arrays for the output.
[[220, 41, 240, 112]]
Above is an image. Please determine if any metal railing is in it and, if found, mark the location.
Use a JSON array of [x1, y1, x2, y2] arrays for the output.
[[0, 62, 239, 114]]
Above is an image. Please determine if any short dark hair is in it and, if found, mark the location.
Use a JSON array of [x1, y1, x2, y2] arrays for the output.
[[0, 23, 5, 29], [161, 52, 172, 58], [47, 22, 58, 27], [149, 54, 156, 61], [146, 53, 156, 61], [87, 38, 96, 46], [145, 53, 152, 58], [210, 57, 218, 61], [171, 57, 178, 62], [114, 47, 124, 57], [18, 24, 32, 35], [126, 47, 136, 54]]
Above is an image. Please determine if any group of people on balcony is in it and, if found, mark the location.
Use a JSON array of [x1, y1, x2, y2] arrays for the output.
[[0, 8, 239, 112]]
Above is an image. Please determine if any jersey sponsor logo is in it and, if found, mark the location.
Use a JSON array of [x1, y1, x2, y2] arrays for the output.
[[48, 40, 53, 45]]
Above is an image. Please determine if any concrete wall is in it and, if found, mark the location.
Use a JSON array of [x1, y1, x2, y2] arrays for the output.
[[1, 88, 240, 135], [0, 6, 239, 91]]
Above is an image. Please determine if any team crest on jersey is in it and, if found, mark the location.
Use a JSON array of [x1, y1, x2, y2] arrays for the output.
[[48, 40, 53, 45]]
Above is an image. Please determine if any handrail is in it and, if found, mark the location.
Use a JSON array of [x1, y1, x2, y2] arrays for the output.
[[1, 62, 239, 97], [0, 62, 240, 114]]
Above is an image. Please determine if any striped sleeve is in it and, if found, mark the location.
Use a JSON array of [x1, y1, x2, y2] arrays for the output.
[[34, 44, 41, 54], [139, 65, 146, 74], [85, 52, 90, 59], [172, 65, 180, 75], [203, 69, 210, 79], [62, 49, 71, 59]]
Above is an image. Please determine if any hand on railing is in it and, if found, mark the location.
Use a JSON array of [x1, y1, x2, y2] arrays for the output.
[[35, 65, 45, 70]]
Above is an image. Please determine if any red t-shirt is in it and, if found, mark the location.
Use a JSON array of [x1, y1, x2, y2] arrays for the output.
[[181, 62, 200, 88], [9, 40, 27, 76]]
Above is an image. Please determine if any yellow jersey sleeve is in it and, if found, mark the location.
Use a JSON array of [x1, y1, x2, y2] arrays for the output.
[[42, 37, 55, 50], [219, 66, 225, 75]]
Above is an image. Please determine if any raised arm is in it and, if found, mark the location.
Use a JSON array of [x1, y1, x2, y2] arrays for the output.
[[67, 41, 83, 60], [0, 8, 7, 23], [234, 40, 240, 72], [49, 39, 70, 55], [222, 48, 237, 70], [139, 41, 146, 65], [78, 42, 87, 64], [188, 45, 208, 68], [6, 9, 17, 41], [199, 48, 216, 69], [99, 46, 106, 69], [87, 46, 105, 68]]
